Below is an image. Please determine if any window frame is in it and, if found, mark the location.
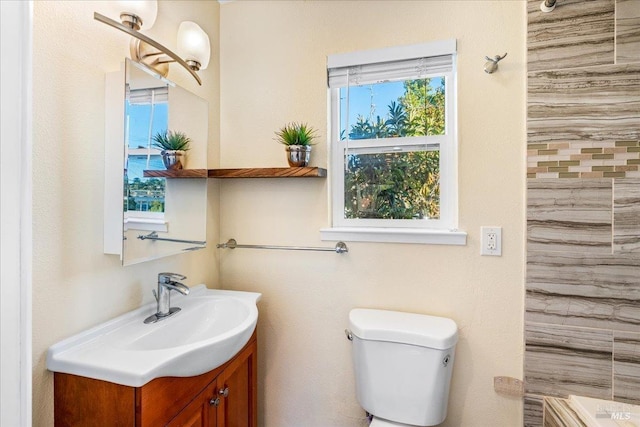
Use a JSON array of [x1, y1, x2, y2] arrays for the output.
[[323, 40, 465, 245]]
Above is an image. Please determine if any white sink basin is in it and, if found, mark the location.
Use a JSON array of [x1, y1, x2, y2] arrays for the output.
[[47, 285, 261, 387]]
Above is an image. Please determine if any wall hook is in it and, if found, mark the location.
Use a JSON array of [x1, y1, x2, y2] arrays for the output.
[[484, 53, 507, 74]]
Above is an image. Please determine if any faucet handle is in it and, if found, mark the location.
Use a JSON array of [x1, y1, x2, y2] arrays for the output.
[[158, 272, 187, 283]]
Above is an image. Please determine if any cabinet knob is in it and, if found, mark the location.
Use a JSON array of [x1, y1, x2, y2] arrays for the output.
[[219, 387, 229, 398], [209, 397, 220, 407]]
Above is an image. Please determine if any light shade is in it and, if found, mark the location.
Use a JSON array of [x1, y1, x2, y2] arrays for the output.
[[177, 21, 211, 71], [113, 0, 157, 30]]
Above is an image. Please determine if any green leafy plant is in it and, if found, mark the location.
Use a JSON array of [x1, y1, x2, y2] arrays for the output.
[[152, 130, 191, 151], [274, 122, 318, 146]]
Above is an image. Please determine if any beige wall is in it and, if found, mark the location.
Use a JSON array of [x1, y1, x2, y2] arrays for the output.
[[31, 2, 219, 425], [219, 1, 526, 426], [32, 1, 526, 426]]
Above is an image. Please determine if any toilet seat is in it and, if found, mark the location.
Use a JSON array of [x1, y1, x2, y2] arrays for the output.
[[370, 416, 415, 427]]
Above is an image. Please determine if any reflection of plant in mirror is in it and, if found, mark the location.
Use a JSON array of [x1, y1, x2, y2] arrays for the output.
[[152, 130, 191, 151], [274, 122, 318, 146]]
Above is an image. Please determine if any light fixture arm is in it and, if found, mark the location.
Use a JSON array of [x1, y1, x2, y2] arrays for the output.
[[94, 12, 202, 85]]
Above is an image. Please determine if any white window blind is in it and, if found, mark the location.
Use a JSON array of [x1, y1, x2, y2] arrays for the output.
[[327, 39, 456, 88], [127, 87, 169, 105], [328, 55, 454, 88]]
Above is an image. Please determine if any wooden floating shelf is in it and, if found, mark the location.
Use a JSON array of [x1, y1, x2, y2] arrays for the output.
[[144, 167, 326, 179], [208, 167, 326, 179], [143, 169, 207, 178]]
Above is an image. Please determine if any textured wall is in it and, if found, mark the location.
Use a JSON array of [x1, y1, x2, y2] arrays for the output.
[[524, 1, 640, 426], [31, 2, 219, 425], [219, 1, 526, 426]]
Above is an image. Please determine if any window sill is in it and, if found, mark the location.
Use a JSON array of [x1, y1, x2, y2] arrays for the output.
[[320, 227, 467, 245], [124, 217, 168, 232]]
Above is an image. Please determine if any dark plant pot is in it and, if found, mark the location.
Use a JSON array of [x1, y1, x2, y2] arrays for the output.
[[285, 145, 311, 167]]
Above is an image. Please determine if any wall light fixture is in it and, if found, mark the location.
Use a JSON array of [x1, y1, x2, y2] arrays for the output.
[[177, 21, 211, 72], [110, 0, 157, 31], [95, 1, 210, 85]]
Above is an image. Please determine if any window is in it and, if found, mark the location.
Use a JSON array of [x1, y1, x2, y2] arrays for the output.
[[322, 40, 465, 245]]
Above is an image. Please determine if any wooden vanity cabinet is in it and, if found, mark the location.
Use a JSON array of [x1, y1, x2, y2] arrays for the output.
[[54, 332, 257, 427], [166, 378, 218, 427]]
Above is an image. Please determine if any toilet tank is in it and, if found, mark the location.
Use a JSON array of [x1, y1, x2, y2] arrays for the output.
[[349, 309, 458, 427]]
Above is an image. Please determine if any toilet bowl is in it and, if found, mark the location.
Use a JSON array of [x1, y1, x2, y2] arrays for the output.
[[347, 308, 458, 427]]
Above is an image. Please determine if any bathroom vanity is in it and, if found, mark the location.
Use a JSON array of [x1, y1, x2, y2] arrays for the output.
[[47, 286, 261, 426], [54, 331, 256, 427]]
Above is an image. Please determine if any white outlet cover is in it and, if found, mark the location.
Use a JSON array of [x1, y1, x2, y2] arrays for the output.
[[481, 226, 502, 256]]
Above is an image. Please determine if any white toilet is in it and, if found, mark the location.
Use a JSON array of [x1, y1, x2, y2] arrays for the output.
[[347, 308, 458, 427]]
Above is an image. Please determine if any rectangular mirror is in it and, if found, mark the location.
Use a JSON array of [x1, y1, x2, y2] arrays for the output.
[[104, 59, 208, 265]]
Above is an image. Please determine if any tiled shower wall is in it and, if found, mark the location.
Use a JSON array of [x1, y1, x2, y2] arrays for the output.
[[524, 1, 640, 426]]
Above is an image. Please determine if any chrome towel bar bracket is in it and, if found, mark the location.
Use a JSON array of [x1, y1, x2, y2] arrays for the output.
[[138, 231, 206, 247], [216, 238, 348, 254]]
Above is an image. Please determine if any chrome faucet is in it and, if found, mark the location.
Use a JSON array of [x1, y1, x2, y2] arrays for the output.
[[144, 272, 190, 324]]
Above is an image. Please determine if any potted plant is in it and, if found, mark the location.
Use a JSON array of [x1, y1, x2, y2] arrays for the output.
[[274, 122, 318, 167], [152, 130, 191, 170]]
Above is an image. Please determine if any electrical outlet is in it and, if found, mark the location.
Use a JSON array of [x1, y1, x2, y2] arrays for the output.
[[481, 226, 502, 256], [487, 232, 497, 250]]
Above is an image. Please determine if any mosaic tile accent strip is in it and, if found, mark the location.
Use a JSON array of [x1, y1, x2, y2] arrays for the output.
[[616, 0, 640, 64], [526, 251, 640, 331], [527, 140, 640, 179], [524, 322, 613, 399], [527, 0, 615, 72], [614, 331, 640, 404], [543, 397, 588, 427], [614, 179, 640, 253], [525, 395, 544, 427], [528, 65, 640, 145], [527, 180, 612, 253]]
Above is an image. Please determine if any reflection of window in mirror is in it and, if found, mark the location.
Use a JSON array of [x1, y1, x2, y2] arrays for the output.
[[124, 86, 168, 229]]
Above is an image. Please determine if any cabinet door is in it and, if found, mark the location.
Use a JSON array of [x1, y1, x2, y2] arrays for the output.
[[217, 340, 257, 427], [167, 380, 218, 427]]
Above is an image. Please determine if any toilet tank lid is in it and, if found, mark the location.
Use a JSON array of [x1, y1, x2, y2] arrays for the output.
[[349, 308, 458, 349]]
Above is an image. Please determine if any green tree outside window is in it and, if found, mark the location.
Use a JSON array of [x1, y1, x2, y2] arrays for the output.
[[344, 78, 445, 220]]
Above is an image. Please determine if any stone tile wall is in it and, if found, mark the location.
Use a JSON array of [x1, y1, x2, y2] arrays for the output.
[[526, 0, 640, 180], [525, 1, 640, 426]]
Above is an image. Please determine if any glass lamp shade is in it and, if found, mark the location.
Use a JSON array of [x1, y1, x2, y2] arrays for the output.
[[112, 0, 158, 30], [177, 21, 211, 70]]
